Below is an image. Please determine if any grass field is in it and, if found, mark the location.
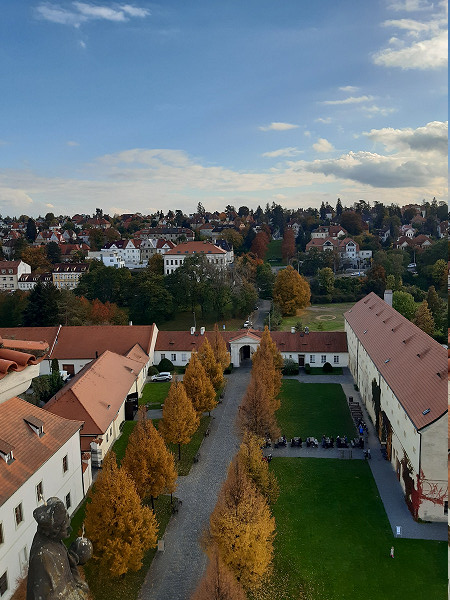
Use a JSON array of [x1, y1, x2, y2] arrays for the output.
[[280, 302, 354, 332], [276, 380, 355, 439], [265, 239, 285, 265], [268, 459, 447, 600], [139, 381, 171, 407]]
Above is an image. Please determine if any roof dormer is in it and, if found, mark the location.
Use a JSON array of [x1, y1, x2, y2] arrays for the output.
[[24, 415, 45, 437], [0, 438, 14, 464]]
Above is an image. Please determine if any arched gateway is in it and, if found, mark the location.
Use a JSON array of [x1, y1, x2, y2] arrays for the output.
[[229, 331, 261, 367]]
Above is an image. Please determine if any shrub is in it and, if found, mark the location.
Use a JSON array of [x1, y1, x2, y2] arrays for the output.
[[147, 366, 159, 377], [304, 363, 311, 374], [158, 358, 174, 372], [224, 363, 233, 374], [282, 359, 300, 375], [322, 362, 333, 373]]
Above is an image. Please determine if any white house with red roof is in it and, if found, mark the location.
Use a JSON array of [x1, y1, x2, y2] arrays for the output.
[[345, 293, 447, 522], [0, 336, 86, 600], [163, 241, 227, 275], [0, 260, 31, 291], [139, 238, 176, 262], [102, 239, 141, 268]]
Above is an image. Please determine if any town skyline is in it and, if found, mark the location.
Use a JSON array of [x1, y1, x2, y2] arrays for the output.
[[0, 0, 447, 217]]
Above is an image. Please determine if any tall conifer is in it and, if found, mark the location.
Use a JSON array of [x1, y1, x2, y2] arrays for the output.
[[183, 352, 217, 414], [159, 380, 199, 460]]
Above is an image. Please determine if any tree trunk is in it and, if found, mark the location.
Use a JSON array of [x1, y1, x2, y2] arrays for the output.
[[178, 443, 181, 461]]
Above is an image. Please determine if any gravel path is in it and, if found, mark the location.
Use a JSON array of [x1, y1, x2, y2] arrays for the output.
[[139, 367, 251, 600]]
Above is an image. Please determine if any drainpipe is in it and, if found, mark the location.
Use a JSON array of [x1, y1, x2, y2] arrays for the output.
[[48, 324, 62, 372]]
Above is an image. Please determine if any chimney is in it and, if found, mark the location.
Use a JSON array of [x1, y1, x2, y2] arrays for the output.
[[200, 327, 205, 335], [304, 326, 309, 334], [384, 290, 393, 307], [291, 326, 295, 334], [190, 327, 195, 335], [129, 320, 133, 326]]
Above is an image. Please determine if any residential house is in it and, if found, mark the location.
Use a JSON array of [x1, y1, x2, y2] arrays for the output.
[[305, 237, 372, 268], [59, 243, 90, 262], [85, 217, 111, 230], [52, 263, 89, 290], [18, 272, 52, 291], [344, 293, 447, 522], [88, 250, 125, 269], [210, 239, 234, 265], [163, 241, 227, 275], [0, 261, 31, 291], [399, 225, 415, 238], [310, 225, 348, 239], [0, 336, 86, 600], [393, 234, 432, 250], [139, 238, 176, 262], [136, 227, 194, 242], [102, 240, 141, 268], [437, 221, 448, 239], [45, 348, 148, 467]]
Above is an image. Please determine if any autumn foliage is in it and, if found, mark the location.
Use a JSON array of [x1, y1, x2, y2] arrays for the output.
[[238, 376, 280, 439], [237, 432, 279, 504], [198, 337, 224, 391], [281, 227, 296, 262], [273, 265, 310, 316], [191, 546, 246, 600], [84, 454, 158, 577], [159, 380, 199, 460], [183, 352, 217, 414], [211, 323, 231, 370], [250, 231, 270, 260]]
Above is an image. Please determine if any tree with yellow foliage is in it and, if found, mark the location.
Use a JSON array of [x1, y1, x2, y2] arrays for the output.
[[209, 460, 275, 591], [237, 432, 279, 504], [159, 380, 199, 460], [183, 352, 217, 414], [252, 326, 283, 411], [273, 265, 310, 316], [198, 337, 224, 391], [238, 377, 280, 444], [122, 415, 177, 509], [191, 545, 246, 600], [211, 323, 231, 370], [84, 454, 158, 578]]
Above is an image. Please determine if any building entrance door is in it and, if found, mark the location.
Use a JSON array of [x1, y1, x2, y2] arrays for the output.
[[298, 354, 305, 366]]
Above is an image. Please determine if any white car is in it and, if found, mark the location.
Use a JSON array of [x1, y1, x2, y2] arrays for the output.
[[151, 372, 172, 382], [407, 263, 417, 268]]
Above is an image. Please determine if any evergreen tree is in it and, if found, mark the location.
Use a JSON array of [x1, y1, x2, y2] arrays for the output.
[[198, 337, 224, 391], [183, 352, 217, 414], [84, 454, 158, 577], [46, 241, 62, 264], [426, 285, 447, 332], [122, 416, 177, 508], [23, 282, 60, 326], [335, 198, 343, 217], [159, 380, 199, 460], [26, 218, 37, 242]]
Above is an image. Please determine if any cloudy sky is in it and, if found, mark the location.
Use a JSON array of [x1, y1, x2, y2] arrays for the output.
[[0, 0, 447, 217]]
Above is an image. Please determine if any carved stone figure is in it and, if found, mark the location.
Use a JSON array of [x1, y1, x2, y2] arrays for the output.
[[26, 497, 93, 600]]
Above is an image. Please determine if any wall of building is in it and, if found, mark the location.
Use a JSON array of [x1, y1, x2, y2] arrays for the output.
[[0, 365, 40, 405], [0, 433, 84, 600]]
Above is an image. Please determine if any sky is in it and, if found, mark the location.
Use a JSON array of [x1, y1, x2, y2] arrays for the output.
[[0, 0, 447, 217]]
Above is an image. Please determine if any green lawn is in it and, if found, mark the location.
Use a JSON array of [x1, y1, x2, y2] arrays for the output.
[[265, 240, 285, 265], [277, 380, 355, 439], [139, 381, 171, 407], [268, 459, 447, 600], [280, 302, 354, 332], [158, 310, 243, 331]]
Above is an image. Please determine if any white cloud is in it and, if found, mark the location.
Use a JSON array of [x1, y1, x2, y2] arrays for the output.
[[339, 86, 359, 92], [322, 95, 374, 105], [387, 0, 433, 11], [79, 40, 86, 49], [262, 147, 302, 158], [45, 203, 54, 208], [66, 140, 80, 146], [35, 2, 150, 27], [315, 117, 332, 124], [259, 122, 299, 131], [303, 130, 311, 137], [373, 30, 448, 68], [312, 138, 335, 153], [364, 120, 448, 154], [361, 105, 396, 117]]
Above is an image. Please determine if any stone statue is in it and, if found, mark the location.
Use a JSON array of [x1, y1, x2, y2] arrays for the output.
[[26, 497, 93, 600]]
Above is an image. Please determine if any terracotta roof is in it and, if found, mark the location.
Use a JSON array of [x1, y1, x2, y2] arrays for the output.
[[165, 241, 226, 255], [0, 325, 155, 360], [44, 350, 145, 436], [0, 397, 82, 506], [345, 293, 447, 430]]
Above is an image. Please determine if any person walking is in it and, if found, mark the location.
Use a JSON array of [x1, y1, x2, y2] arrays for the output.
[[390, 546, 394, 559]]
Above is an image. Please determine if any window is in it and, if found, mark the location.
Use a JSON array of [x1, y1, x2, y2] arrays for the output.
[[14, 503, 23, 527], [321, 355, 326, 364], [171, 354, 176, 361], [333, 356, 339, 364], [62, 455, 68, 473], [310, 355, 315, 363], [161, 354, 165, 360], [181, 353, 187, 362], [65, 493, 71, 510], [0, 571, 7, 596], [106, 433, 108, 442], [444, 501, 448, 515], [0, 523, 3, 545], [36, 481, 43, 503], [110, 428, 112, 436]]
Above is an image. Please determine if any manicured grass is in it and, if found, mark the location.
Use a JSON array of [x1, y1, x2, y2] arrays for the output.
[[277, 380, 355, 439], [112, 421, 137, 464], [268, 459, 447, 600], [82, 494, 173, 600], [265, 240, 285, 265], [280, 302, 354, 332], [158, 310, 243, 331], [306, 367, 343, 375], [139, 381, 171, 407], [163, 415, 212, 475]]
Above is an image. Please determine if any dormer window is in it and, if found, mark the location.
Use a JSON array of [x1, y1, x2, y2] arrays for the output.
[[0, 439, 14, 465], [24, 416, 44, 437]]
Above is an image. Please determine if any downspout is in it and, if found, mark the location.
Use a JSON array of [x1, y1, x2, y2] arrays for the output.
[[48, 324, 62, 371]]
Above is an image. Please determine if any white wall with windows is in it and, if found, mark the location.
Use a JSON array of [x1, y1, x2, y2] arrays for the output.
[[0, 432, 84, 600], [281, 352, 348, 367]]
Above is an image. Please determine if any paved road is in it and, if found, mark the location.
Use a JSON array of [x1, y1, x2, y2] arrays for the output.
[[139, 367, 252, 600]]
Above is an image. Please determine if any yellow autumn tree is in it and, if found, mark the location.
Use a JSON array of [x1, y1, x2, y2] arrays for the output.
[[238, 376, 280, 440], [237, 431, 279, 504], [252, 327, 282, 410], [84, 454, 158, 577], [209, 460, 275, 591], [198, 337, 224, 391], [191, 545, 246, 600], [273, 265, 310, 316], [211, 323, 231, 370], [413, 300, 435, 336], [183, 352, 217, 414], [122, 416, 177, 508], [159, 380, 199, 460]]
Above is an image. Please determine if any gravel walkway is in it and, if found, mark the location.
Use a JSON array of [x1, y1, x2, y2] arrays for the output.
[[139, 367, 251, 600]]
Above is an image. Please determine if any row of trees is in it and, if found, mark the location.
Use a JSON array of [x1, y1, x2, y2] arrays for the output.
[[192, 328, 283, 597]]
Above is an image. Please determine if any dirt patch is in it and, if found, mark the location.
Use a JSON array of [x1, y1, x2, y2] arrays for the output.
[[316, 314, 336, 321]]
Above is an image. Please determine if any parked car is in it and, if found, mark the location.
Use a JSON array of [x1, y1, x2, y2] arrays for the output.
[[151, 372, 172, 382], [407, 263, 417, 268], [243, 320, 251, 328]]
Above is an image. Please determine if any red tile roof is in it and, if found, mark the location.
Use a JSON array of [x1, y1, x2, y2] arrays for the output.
[[345, 293, 447, 430], [165, 241, 226, 255], [44, 350, 146, 436], [0, 336, 49, 380], [0, 397, 83, 506]]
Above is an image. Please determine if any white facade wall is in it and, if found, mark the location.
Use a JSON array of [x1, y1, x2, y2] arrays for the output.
[[164, 253, 226, 275], [40, 358, 93, 377], [0, 365, 40, 404], [0, 433, 84, 600], [88, 401, 126, 467], [282, 351, 348, 367], [154, 349, 194, 367]]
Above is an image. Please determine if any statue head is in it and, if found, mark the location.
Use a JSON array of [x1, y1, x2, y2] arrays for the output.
[[33, 497, 72, 541]]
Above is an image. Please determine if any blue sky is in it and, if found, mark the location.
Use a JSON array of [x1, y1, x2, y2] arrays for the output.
[[0, 0, 447, 217]]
